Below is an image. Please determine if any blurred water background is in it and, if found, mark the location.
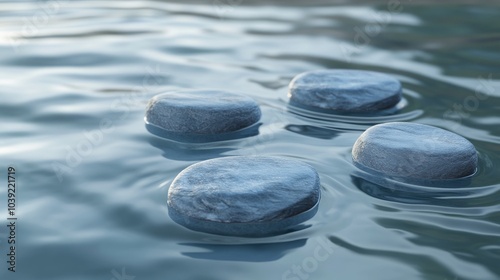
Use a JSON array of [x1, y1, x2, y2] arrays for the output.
[[1, 0, 500, 279]]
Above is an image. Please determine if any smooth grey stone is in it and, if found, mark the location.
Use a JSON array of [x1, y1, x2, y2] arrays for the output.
[[145, 90, 261, 137], [352, 122, 478, 180], [288, 69, 402, 113], [167, 156, 321, 237]]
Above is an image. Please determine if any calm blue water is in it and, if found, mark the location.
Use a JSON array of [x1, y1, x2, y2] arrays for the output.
[[1, 1, 500, 280]]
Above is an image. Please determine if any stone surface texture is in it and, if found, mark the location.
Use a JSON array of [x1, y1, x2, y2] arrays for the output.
[[289, 69, 402, 112], [352, 122, 478, 180], [145, 90, 261, 134], [167, 156, 321, 236]]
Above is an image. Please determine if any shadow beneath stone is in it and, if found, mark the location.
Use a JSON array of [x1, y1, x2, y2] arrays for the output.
[[145, 122, 261, 143], [179, 238, 307, 262], [351, 168, 477, 205], [285, 124, 340, 140], [148, 136, 235, 161], [285, 98, 419, 130]]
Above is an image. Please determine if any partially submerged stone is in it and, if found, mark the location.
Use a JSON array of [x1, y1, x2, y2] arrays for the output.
[[288, 69, 402, 113], [167, 156, 321, 236], [145, 90, 261, 142], [352, 122, 478, 180]]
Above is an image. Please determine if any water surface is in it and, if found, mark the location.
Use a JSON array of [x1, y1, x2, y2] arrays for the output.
[[1, 1, 500, 279]]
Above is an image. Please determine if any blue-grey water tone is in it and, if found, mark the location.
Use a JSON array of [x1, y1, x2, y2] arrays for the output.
[[1, 1, 500, 280]]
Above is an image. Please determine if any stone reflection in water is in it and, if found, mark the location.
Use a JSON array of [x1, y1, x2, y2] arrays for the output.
[[285, 124, 340, 140], [351, 169, 476, 205], [179, 238, 307, 262]]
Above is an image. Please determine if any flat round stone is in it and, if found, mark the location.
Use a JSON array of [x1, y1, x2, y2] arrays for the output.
[[145, 90, 261, 135], [288, 69, 402, 113], [352, 122, 478, 180], [167, 156, 321, 236]]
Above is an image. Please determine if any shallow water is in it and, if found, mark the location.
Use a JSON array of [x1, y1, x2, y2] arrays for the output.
[[1, 1, 500, 279]]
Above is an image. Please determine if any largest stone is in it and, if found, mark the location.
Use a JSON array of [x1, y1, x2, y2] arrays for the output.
[[167, 156, 321, 236]]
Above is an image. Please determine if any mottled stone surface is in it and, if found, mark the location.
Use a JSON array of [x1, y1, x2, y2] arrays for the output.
[[288, 69, 402, 113], [167, 156, 321, 236], [145, 90, 261, 135], [352, 122, 478, 180]]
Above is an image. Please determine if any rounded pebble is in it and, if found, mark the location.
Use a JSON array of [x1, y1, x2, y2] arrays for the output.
[[167, 156, 321, 236], [145, 90, 261, 140], [352, 122, 478, 180], [288, 69, 402, 113]]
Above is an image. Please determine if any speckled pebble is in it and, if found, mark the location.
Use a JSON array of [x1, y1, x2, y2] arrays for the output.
[[145, 90, 261, 141], [352, 122, 478, 180], [288, 69, 402, 113], [167, 156, 321, 236]]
